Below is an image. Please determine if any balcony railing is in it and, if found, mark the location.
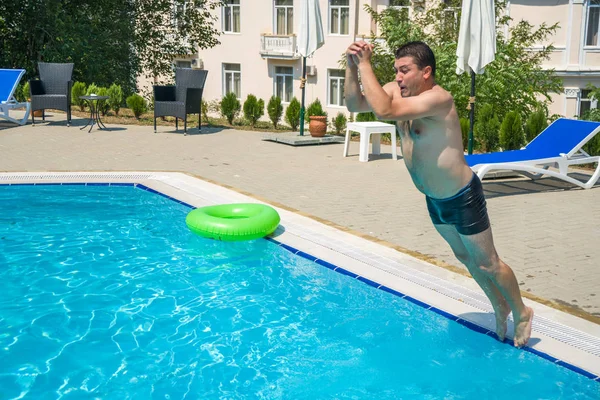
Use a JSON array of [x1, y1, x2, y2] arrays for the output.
[[260, 34, 299, 59]]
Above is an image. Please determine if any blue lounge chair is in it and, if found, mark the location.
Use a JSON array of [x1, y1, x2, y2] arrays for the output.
[[466, 118, 600, 190], [0, 69, 31, 125]]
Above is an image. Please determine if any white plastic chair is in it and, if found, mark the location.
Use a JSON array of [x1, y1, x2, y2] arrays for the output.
[[0, 69, 30, 125], [344, 121, 398, 162]]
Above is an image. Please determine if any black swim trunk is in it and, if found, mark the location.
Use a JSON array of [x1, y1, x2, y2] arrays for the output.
[[425, 173, 490, 235]]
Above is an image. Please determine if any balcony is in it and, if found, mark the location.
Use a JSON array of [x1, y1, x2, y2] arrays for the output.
[[260, 34, 300, 59]]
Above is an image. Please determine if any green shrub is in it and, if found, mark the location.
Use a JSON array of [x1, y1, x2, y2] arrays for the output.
[[14, 82, 28, 102], [85, 83, 100, 96], [285, 97, 301, 130], [583, 108, 600, 155], [126, 94, 147, 119], [500, 111, 525, 150], [107, 83, 123, 116], [332, 112, 347, 135], [71, 82, 87, 111], [356, 112, 377, 122], [21, 81, 30, 102], [201, 99, 209, 124], [306, 98, 327, 118], [524, 108, 548, 143], [267, 96, 283, 129], [474, 104, 501, 152], [220, 92, 241, 125], [584, 133, 600, 156], [242, 94, 264, 128], [96, 87, 110, 116], [459, 117, 470, 151]]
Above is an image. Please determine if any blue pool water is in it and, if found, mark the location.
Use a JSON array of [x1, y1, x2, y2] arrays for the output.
[[0, 185, 599, 399]]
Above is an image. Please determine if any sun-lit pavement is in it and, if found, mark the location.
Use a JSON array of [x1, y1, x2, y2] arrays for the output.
[[1, 111, 598, 320]]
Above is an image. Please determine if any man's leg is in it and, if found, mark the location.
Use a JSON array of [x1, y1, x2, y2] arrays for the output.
[[433, 224, 511, 341], [458, 227, 534, 347]]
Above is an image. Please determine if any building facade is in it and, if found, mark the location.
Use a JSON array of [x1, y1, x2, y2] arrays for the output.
[[509, 0, 600, 118], [191, 0, 600, 121]]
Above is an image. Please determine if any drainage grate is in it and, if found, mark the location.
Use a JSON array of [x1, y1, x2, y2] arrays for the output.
[[0, 173, 154, 181]]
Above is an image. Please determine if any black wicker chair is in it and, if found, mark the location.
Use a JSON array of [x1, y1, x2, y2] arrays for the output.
[[153, 68, 208, 135], [29, 62, 74, 126]]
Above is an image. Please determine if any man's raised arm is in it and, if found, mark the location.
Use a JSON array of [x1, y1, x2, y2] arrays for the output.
[[344, 42, 371, 113]]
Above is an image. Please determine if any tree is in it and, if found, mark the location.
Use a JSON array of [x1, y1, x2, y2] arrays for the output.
[[133, 0, 222, 83], [362, 0, 562, 124], [0, 0, 223, 95], [0, 0, 138, 94]]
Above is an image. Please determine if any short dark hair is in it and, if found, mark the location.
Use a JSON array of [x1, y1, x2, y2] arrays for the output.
[[395, 41, 436, 77]]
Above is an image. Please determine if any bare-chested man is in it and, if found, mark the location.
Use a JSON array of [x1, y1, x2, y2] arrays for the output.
[[345, 40, 534, 347]]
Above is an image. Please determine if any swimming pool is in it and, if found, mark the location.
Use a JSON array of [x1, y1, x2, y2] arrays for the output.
[[1, 184, 599, 399]]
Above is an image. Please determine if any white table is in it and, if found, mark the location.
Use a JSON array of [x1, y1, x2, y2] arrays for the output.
[[343, 121, 398, 162]]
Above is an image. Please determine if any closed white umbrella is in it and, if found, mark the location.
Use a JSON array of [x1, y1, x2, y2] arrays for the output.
[[297, 0, 324, 136], [456, 0, 496, 154]]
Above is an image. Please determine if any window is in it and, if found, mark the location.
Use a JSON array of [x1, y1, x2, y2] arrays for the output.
[[389, 0, 410, 19], [175, 60, 192, 68], [223, 63, 241, 98], [579, 89, 598, 118], [223, 0, 241, 33], [586, 0, 600, 46], [329, 0, 349, 35], [442, 0, 460, 33], [275, 0, 293, 35], [328, 69, 345, 106], [274, 66, 293, 103]]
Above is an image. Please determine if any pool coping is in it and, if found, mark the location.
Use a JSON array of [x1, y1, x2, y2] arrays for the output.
[[1, 171, 599, 382]]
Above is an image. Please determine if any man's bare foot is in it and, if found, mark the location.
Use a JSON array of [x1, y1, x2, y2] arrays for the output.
[[513, 306, 534, 348], [494, 303, 511, 342]]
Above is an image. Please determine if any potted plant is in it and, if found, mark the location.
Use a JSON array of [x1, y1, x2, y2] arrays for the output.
[[306, 98, 328, 137]]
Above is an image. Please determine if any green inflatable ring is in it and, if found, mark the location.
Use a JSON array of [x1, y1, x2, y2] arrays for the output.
[[185, 203, 280, 241]]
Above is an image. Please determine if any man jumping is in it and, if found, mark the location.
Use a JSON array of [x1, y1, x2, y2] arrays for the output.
[[344, 40, 534, 347]]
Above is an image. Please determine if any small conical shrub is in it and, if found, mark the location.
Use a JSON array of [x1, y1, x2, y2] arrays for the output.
[[267, 96, 283, 129], [221, 92, 241, 125], [107, 83, 123, 116], [474, 104, 501, 152], [243, 94, 264, 128], [285, 97, 301, 131], [524, 109, 548, 143], [500, 111, 525, 150]]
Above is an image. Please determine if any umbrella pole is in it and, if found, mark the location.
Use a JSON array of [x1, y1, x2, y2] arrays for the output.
[[299, 57, 307, 136], [468, 70, 475, 155]]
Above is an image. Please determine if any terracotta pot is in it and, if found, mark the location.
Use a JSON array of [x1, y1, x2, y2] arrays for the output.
[[308, 116, 327, 137], [27, 99, 43, 117]]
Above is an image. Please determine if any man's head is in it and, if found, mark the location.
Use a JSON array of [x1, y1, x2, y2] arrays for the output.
[[394, 41, 436, 97]]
